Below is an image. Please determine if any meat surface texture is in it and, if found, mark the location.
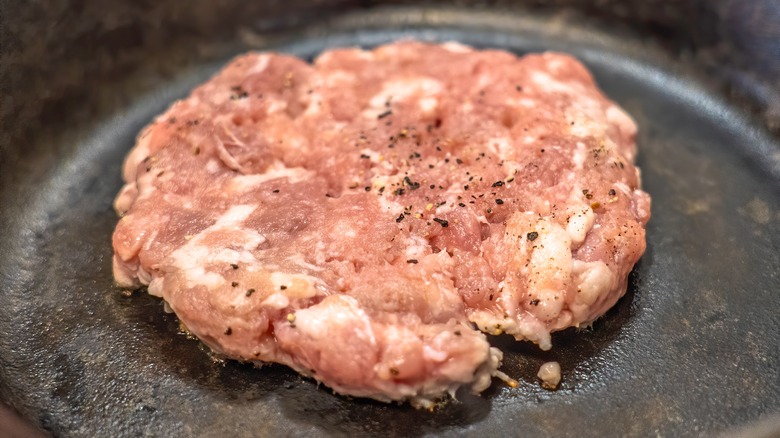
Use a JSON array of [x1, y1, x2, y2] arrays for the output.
[[112, 41, 651, 404]]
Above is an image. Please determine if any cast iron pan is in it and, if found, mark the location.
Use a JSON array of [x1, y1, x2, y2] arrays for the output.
[[1, 6, 779, 437]]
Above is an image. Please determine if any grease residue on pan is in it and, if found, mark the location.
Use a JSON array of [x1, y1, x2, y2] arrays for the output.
[[0, 7, 778, 438]]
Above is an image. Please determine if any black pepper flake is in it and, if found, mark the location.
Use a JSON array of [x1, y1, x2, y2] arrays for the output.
[[609, 189, 616, 196], [230, 85, 249, 99], [463, 185, 470, 191], [378, 186, 386, 194], [377, 110, 393, 119], [458, 203, 466, 207], [495, 199, 504, 205], [428, 164, 435, 169], [231, 281, 239, 287], [403, 176, 421, 190], [429, 184, 436, 189], [455, 158, 463, 165], [389, 367, 400, 376], [454, 330, 462, 336], [506, 177, 515, 183], [530, 299, 540, 306], [433, 218, 449, 227], [527, 231, 539, 241], [396, 214, 405, 223], [231, 264, 239, 270], [516, 85, 523, 92], [406, 259, 418, 264], [230, 92, 248, 101], [364, 186, 371, 192], [245, 288, 255, 297], [272, 189, 280, 193], [486, 208, 493, 214], [224, 327, 233, 335], [360, 154, 370, 159], [393, 188, 406, 196], [492, 181, 504, 187], [280, 285, 287, 290]]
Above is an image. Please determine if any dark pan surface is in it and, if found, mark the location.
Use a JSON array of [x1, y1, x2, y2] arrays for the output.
[[1, 7, 779, 437]]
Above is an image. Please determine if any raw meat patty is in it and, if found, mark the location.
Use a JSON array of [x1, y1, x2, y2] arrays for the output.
[[113, 41, 650, 404]]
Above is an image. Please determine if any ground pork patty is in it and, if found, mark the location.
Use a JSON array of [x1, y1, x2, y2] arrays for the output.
[[112, 41, 651, 404]]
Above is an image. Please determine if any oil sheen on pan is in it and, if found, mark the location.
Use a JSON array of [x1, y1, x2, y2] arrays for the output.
[[111, 41, 650, 407]]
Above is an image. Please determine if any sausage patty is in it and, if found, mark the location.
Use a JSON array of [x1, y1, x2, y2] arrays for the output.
[[112, 41, 651, 405]]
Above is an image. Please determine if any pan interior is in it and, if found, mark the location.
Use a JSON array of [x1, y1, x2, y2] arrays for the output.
[[0, 7, 778, 437]]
